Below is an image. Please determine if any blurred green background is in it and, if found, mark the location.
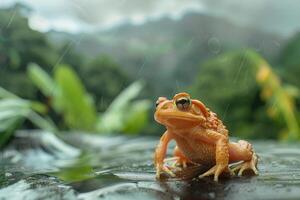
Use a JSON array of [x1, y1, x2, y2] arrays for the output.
[[1, 1, 300, 146]]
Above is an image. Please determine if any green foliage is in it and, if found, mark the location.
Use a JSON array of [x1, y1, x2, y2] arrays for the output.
[[28, 64, 97, 131], [0, 61, 150, 146], [255, 57, 300, 141], [97, 81, 151, 134], [27, 63, 57, 97], [0, 6, 58, 99], [191, 49, 300, 140], [27, 64, 149, 134], [278, 32, 300, 92], [2, 3, 300, 142], [0, 87, 18, 99], [54, 65, 97, 131], [81, 56, 130, 111], [191, 50, 265, 139], [0, 87, 57, 147], [122, 100, 151, 134]]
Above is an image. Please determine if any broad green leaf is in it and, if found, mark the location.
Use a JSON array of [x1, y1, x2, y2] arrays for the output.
[[97, 81, 148, 133], [97, 112, 123, 133], [284, 84, 300, 99], [0, 109, 29, 121], [106, 81, 144, 112], [252, 52, 300, 141], [0, 117, 21, 132], [55, 65, 97, 131], [0, 98, 30, 110], [0, 87, 18, 99], [0, 117, 24, 147], [30, 101, 48, 114], [27, 63, 57, 97], [0, 99, 30, 128], [122, 100, 151, 134], [0, 98, 30, 147], [27, 112, 57, 132], [0, 98, 57, 146]]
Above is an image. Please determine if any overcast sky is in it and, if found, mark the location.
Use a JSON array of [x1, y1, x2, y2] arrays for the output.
[[0, 0, 300, 37]]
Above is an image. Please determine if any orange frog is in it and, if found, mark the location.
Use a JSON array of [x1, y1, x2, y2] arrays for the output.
[[154, 92, 258, 182]]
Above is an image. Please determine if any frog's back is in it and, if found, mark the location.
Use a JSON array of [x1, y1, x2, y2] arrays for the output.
[[204, 109, 229, 136]]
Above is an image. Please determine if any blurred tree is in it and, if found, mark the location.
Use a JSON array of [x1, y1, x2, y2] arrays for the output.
[[0, 5, 58, 98], [81, 56, 130, 111], [191, 50, 283, 139], [279, 32, 300, 88], [56, 41, 86, 73]]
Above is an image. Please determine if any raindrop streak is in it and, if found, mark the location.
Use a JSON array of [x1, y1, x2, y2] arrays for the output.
[[207, 37, 221, 55], [222, 103, 230, 121], [52, 35, 84, 72], [243, 67, 250, 86], [233, 50, 248, 84], [137, 56, 147, 77], [184, 38, 195, 50], [69, 0, 90, 19], [49, 34, 84, 97], [2, 9, 17, 29]]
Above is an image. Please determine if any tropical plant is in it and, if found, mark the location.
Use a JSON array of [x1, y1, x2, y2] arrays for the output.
[[28, 63, 97, 131], [97, 81, 150, 134], [0, 63, 150, 147], [29, 63, 151, 133], [80, 56, 130, 112], [253, 52, 300, 141], [0, 87, 57, 146], [191, 49, 300, 141], [0, 5, 58, 99]]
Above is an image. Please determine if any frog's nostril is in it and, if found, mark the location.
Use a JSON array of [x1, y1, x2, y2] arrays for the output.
[[161, 103, 169, 110]]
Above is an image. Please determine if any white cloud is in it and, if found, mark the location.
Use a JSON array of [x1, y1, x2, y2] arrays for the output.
[[0, 0, 205, 32], [29, 14, 90, 33], [1, 0, 300, 36]]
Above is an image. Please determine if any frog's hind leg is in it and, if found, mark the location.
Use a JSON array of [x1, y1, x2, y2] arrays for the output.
[[229, 140, 258, 176], [164, 146, 192, 169]]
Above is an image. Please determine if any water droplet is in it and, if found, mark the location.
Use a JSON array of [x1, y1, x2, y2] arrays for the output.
[[207, 37, 221, 54]]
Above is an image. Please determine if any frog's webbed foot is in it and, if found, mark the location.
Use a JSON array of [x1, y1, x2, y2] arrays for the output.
[[156, 156, 190, 178], [164, 156, 188, 169], [156, 164, 176, 178], [199, 164, 233, 182], [231, 153, 258, 176]]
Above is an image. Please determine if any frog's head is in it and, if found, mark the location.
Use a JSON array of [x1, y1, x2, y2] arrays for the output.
[[154, 92, 208, 130]]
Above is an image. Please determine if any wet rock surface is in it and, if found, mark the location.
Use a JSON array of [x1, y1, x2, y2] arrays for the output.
[[0, 130, 300, 200]]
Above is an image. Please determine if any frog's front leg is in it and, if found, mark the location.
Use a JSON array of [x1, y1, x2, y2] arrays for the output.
[[164, 146, 192, 169], [154, 131, 176, 178], [198, 130, 232, 182]]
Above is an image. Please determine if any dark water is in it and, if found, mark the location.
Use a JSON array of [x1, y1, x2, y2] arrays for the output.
[[0, 131, 300, 200]]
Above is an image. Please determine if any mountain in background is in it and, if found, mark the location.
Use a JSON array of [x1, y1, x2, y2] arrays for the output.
[[48, 12, 285, 97]]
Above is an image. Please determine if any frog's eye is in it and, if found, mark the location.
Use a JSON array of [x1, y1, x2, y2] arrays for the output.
[[175, 97, 191, 110]]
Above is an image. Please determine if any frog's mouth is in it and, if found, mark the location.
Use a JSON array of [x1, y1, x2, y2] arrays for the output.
[[155, 110, 204, 126]]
